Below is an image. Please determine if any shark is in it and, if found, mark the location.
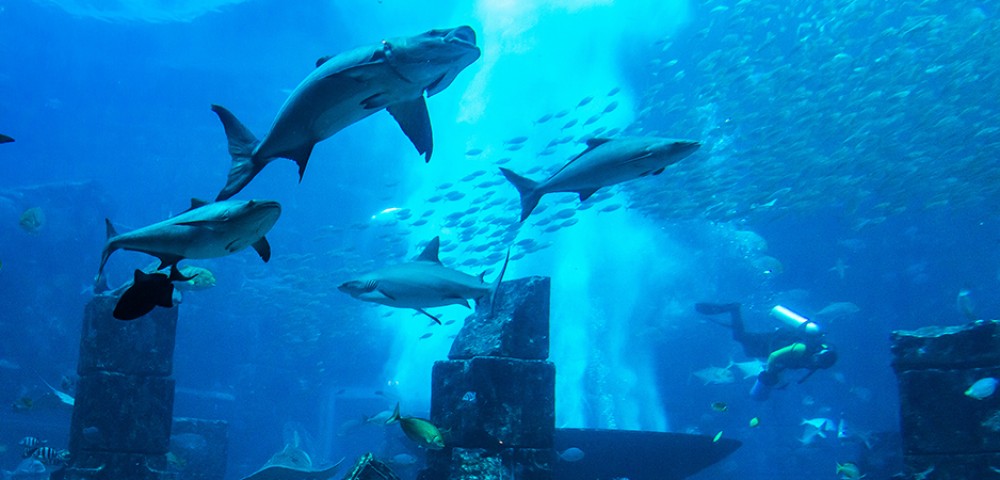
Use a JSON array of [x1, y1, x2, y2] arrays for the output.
[[0, 134, 13, 144], [97, 199, 281, 283], [499, 136, 701, 221], [337, 237, 509, 324], [212, 26, 481, 200]]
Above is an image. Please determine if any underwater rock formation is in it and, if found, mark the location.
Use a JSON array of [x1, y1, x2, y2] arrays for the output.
[[422, 276, 555, 480], [449, 276, 551, 360], [892, 319, 1000, 478]]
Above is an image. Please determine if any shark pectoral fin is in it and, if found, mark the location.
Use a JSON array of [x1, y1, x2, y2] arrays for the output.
[[155, 254, 184, 270], [579, 188, 599, 201], [0, 134, 13, 144], [361, 92, 393, 110], [252, 237, 272, 263], [416, 308, 442, 325], [387, 97, 433, 161], [169, 268, 197, 283], [376, 289, 397, 301], [450, 297, 471, 309], [280, 143, 315, 182]]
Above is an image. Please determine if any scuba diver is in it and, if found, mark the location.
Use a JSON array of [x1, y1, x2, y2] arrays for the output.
[[695, 302, 838, 401]]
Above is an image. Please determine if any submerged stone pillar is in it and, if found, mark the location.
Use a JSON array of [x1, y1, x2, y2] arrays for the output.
[[420, 276, 555, 480], [891, 320, 1000, 479], [58, 294, 178, 480]]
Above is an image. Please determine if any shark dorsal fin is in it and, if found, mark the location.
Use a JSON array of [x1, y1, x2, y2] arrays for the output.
[[546, 137, 616, 182], [104, 218, 119, 239], [316, 55, 333, 68], [416, 237, 442, 263], [190, 198, 210, 210], [585, 137, 613, 149]]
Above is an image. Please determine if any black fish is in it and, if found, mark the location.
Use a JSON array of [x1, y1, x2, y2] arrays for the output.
[[0, 134, 13, 144], [113, 266, 195, 321]]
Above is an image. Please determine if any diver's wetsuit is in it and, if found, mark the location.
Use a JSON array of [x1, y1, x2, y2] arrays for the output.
[[696, 302, 807, 360]]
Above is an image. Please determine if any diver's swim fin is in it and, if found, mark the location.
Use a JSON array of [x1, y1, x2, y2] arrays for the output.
[[695, 302, 740, 315]]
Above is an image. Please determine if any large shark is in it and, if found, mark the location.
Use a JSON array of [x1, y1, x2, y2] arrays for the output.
[[499, 136, 701, 221], [98, 199, 281, 281], [337, 237, 509, 324], [212, 26, 481, 200], [0, 134, 13, 144]]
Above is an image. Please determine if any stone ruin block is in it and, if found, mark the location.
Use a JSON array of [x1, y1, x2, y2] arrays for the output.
[[904, 452, 1000, 480], [54, 451, 175, 480], [70, 372, 175, 454], [79, 294, 178, 377], [450, 448, 552, 480], [170, 418, 228, 480], [342, 453, 400, 480], [892, 320, 1000, 370], [419, 448, 553, 480], [431, 357, 554, 449], [892, 320, 1000, 478], [449, 276, 550, 361], [898, 367, 1000, 454]]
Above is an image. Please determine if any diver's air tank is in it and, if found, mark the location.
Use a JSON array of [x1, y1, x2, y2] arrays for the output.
[[770, 305, 820, 335]]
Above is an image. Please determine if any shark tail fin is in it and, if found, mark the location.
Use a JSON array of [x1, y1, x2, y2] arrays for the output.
[[486, 249, 511, 317], [386, 402, 401, 425], [211, 104, 264, 201], [96, 218, 118, 288], [498, 168, 542, 222]]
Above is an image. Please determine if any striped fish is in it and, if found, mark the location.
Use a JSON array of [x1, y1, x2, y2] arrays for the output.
[[32, 446, 70, 465], [18, 437, 45, 457]]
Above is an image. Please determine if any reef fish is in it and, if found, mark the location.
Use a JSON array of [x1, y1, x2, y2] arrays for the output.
[[337, 237, 508, 324], [19, 207, 45, 234], [965, 377, 998, 400], [98, 199, 280, 281], [499, 137, 700, 221], [113, 265, 195, 321], [386, 403, 445, 450], [211, 26, 481, 200]]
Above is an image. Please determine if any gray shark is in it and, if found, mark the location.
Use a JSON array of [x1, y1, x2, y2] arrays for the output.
[[98, 199, 281, 280], [337, 237, 508, 324], [212, 26, 481, 200], [499, 136, 700, 221], [0, 134, 13, 144]]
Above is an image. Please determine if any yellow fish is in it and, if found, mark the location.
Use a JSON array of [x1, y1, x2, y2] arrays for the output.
[[387, 403, 445, 450], [749, 417, 760, 428], [836, 462, 863, 480]]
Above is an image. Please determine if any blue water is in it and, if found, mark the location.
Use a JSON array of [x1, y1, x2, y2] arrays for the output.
[[1, 0, 998, 479]]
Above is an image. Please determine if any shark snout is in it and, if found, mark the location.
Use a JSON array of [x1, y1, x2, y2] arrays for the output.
[[670, 139, 701, 157], [446, 26, 477, 47]]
